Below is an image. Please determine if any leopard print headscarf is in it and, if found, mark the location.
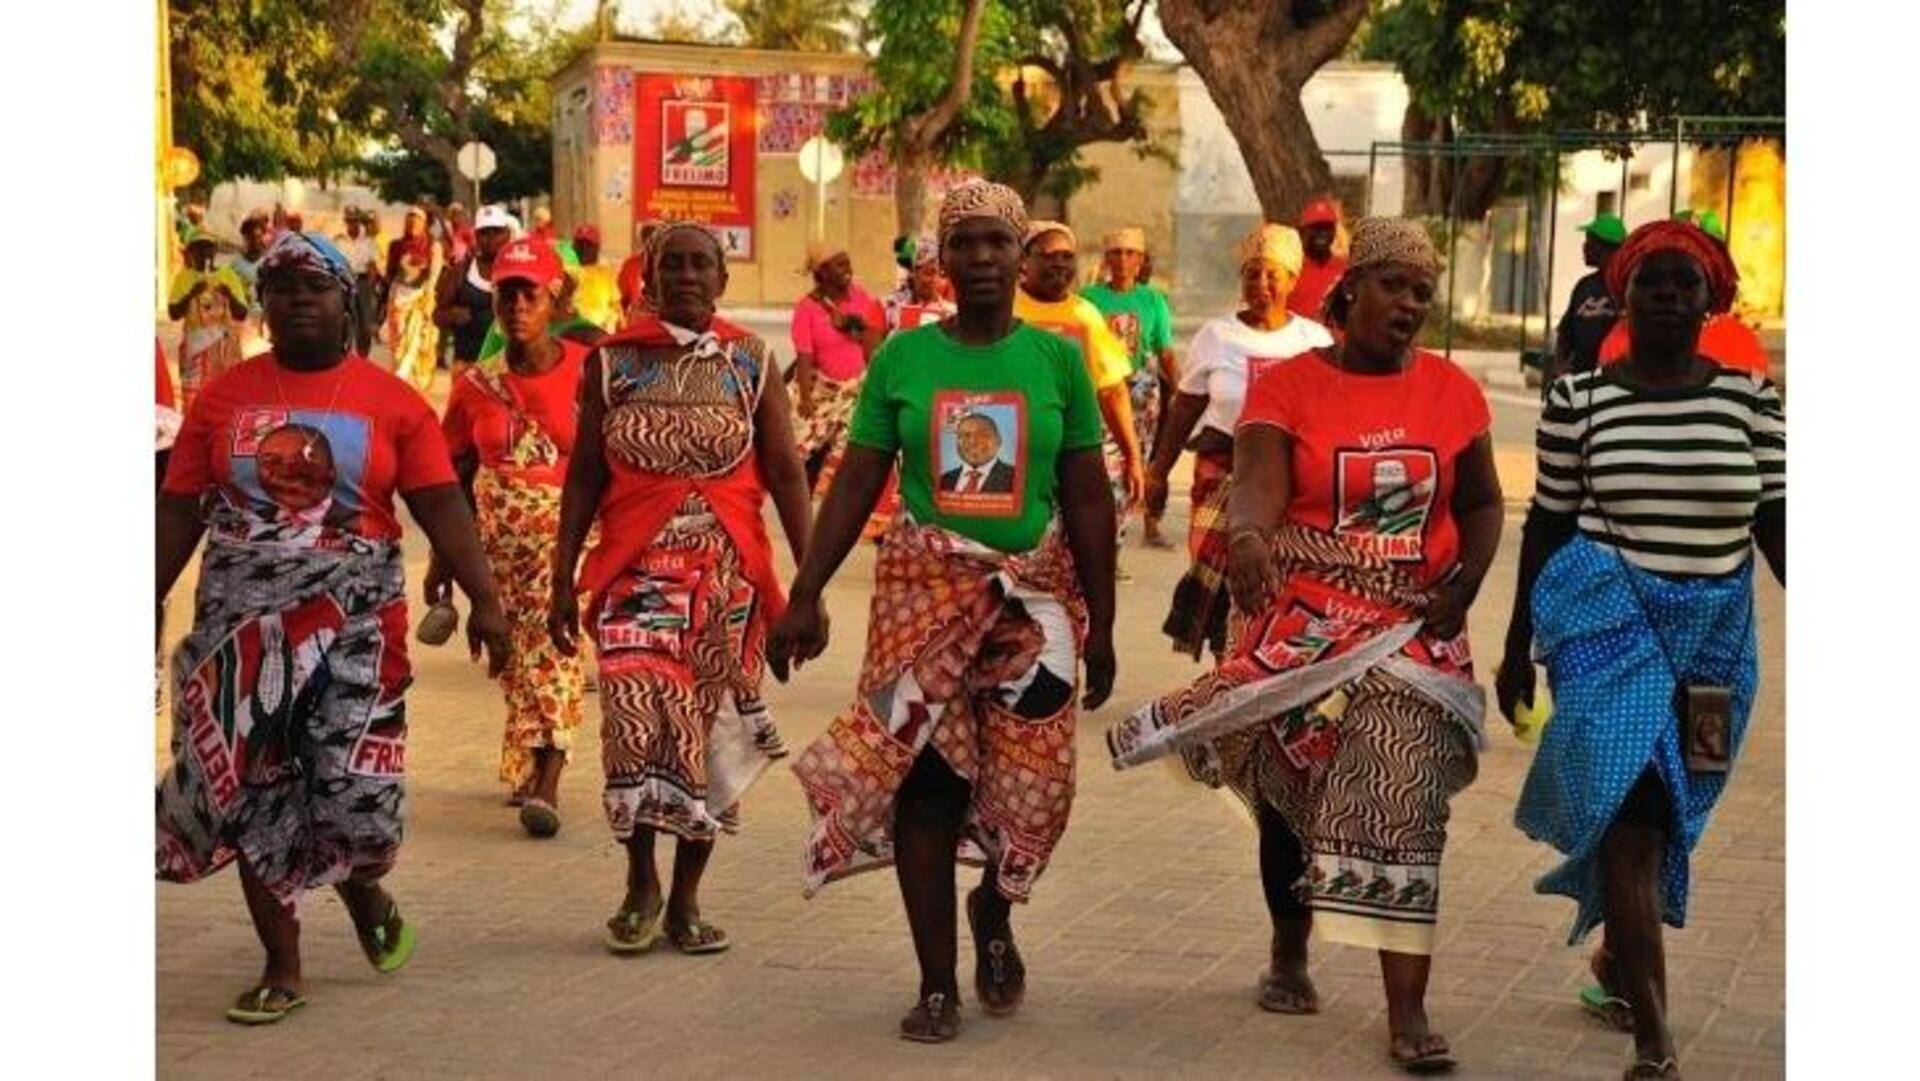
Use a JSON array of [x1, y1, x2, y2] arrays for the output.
[[936, 180, 1029, 258]]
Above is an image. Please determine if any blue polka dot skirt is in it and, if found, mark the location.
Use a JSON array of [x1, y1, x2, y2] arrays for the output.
[[1513, 534, 1759, 945]]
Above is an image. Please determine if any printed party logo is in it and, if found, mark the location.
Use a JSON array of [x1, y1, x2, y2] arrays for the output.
[[661, 97, 730, 187]]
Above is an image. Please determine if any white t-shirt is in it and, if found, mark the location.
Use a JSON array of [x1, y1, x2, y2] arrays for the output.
[[1178, 314, 1335, 436]]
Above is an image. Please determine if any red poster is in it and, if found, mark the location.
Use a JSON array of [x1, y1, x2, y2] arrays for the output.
[[635, 73, 757, 260]]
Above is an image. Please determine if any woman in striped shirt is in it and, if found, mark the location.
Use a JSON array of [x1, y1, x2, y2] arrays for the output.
[[1498, 221, 1785, 1081]]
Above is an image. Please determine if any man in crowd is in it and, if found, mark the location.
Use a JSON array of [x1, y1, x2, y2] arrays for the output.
[[1289, 197, 1347, 320], [1546, 211, 1627, 385], [436, 204, 518, 370]]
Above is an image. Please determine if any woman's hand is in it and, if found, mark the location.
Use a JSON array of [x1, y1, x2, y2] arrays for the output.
[[547, 580, 581, 657], [1226, 531, 1276, 612], [466, 593, 511, 677], [1494, 649, 1537, 725], [423, 557, 454, 607], [767, 593, 830, 682], [1143, 468, 1169, 519], [1081, 631, 1116, 710], [1123, 455, 1146, 508], [1423, 580, 1473, 641]]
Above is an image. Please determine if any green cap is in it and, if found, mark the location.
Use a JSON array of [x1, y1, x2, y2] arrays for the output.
[[1673, 209, 1727, 241], [1579, 212, 1627, 246]]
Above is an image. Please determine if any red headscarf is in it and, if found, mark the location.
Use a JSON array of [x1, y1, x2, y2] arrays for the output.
[[1604, 220, 1740, 315]]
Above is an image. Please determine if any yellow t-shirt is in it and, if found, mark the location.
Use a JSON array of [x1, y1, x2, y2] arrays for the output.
[[573, 263, 622, 332], [1013, 289, 1132, 391]]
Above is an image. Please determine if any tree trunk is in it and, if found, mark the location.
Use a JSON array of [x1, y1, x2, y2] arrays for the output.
[[894, 145, 931, 238], [1159, 0, 1369, 224]]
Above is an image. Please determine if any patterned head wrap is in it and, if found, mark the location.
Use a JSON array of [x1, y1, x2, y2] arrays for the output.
[[644, 220, 725, 277], [1604, 219, 1739, 315], [936, 179, 1029, 257], [1102, 226, 1147, 254], [911, 232, 941, 269], [1236, 223, 1304, 276], [257, 230, 355, 295], [1346, 217, 1442, 277], [1024, 219, 1076, 251]]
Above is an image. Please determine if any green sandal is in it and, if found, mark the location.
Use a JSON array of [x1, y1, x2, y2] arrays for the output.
[[225, 985, 306, 1025], [357, 902, 416, 974]]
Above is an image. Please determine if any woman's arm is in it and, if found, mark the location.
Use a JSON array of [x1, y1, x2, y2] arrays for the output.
[[1145, 391, 1208, 521], [424, 450, 480, 606], [753, 365, 814, 567], [1057, 447, 1118, 708], [156, 493, 206, 605], [402, 483, 509, 675], [548, 352, 612, 657], [1225, 424, 1292, 611], [765, 445, 893, 681], [1424, 435, 1505, 639], [1755, 502, 1785, 586], [1496, 507, 1577, 721]]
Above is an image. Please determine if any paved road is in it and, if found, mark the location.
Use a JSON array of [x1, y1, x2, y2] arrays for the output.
[[155, 391, 1783, 1079]]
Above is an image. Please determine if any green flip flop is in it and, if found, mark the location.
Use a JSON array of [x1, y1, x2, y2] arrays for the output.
[[1580, 984, 1635, 1032], [605, 900, 667, 955], [225, 985, 306, 1025], [358, 902, 417, 974]]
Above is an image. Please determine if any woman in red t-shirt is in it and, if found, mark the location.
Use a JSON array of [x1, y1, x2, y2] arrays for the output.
[[156, 232, 509, 1026], [1106, 219, 1504, 1074], [430, 238, 591, 836]]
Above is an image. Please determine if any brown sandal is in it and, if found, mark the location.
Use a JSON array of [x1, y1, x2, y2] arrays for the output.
[[1389, 1031, 1457, 1074], [1257, 969, 1320, 1014], [899, 990, 961, 1043], [1623, 1057, 1680, 1080], [967, 887, 1025, 1017]]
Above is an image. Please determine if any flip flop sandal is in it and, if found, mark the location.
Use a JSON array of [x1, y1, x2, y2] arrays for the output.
[[1257, 970, 1320, 1015], [1580, 984, 1636, 1032], [898, 990, 961, 1044], [1389, 1033, 1457, 1075], [1623, 1057, 1681, 1080], [357, 902, 416, 974], [668, 920, 731, 955], [225, 985, 306, 1026], [605, 900, 666, 955], [966, 888, 1025, 1017], [519, 798, 561, 838]]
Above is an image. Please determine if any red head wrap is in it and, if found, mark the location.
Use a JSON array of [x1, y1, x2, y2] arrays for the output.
[[1604, 220, 1739, 315]]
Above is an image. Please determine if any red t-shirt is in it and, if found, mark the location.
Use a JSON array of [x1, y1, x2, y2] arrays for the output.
[[1239, 349, 1491, 587], [1288, 255, 1347, 321], [1597, 314, 1769, 376], [442, 340, 589, 485], [163, 354, 456, 547]]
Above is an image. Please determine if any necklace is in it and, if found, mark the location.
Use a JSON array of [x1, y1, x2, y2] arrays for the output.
[[269, 354, 352, 462]]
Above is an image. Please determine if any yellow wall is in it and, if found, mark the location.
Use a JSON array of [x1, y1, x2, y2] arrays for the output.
[[1688, 140, 1787, 319]]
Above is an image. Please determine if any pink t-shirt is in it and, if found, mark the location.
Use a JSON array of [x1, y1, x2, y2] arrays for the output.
[[791, 286, 883, 382]]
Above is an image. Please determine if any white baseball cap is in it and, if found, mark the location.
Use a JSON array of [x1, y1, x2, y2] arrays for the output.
[[474, 204, 520, 233]]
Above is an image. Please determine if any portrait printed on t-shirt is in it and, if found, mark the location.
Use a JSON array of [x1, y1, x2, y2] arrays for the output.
[[226, 407, 374, 546], [1332, 447, 1439, 563], [931, 390, 1025, 518], [1105, 312, 1141, 356]]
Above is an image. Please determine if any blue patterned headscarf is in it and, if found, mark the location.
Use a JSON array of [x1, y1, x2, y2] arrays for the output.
[[258, 230, 356, 295]]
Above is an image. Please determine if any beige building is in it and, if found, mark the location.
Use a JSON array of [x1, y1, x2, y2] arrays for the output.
[[549, 43, 1409, 311]]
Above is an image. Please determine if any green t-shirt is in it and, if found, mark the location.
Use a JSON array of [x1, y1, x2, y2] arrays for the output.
[[848, 323, 1104, 553], [1080, 282, 1174, 375]]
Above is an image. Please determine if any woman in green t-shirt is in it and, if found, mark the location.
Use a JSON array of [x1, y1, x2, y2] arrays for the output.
[[769, 180, 1118, 1045]]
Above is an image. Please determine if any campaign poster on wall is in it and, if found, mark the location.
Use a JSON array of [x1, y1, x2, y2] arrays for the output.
[[634, 73, 757, 260]]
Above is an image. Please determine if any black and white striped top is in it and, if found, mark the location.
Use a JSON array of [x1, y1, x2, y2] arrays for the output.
[[1533, 367, 1786, 576]]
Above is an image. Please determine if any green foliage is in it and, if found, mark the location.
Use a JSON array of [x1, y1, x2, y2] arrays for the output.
[[168, 0, 585, 201], [826, 0, 1023, 166], [723, 0, 863, 51], [1365, 0, 1786, 135]]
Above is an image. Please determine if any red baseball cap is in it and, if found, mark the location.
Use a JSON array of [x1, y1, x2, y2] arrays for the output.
[[491, 238, 564, 288], [572, 223, 601, 245], [1300, 198, 1341, 227]]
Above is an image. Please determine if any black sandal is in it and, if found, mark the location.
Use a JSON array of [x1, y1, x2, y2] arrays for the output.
[[898, 990, 961, 1043], [967, 887, 1025, 1017], [1389, 1031, 1457, 1075], [1623, 1057, 1680, 1080]]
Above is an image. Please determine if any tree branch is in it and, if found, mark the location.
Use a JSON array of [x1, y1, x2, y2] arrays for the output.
[[905, 0, 989, 151], [1288, 0, 1370, 79]]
